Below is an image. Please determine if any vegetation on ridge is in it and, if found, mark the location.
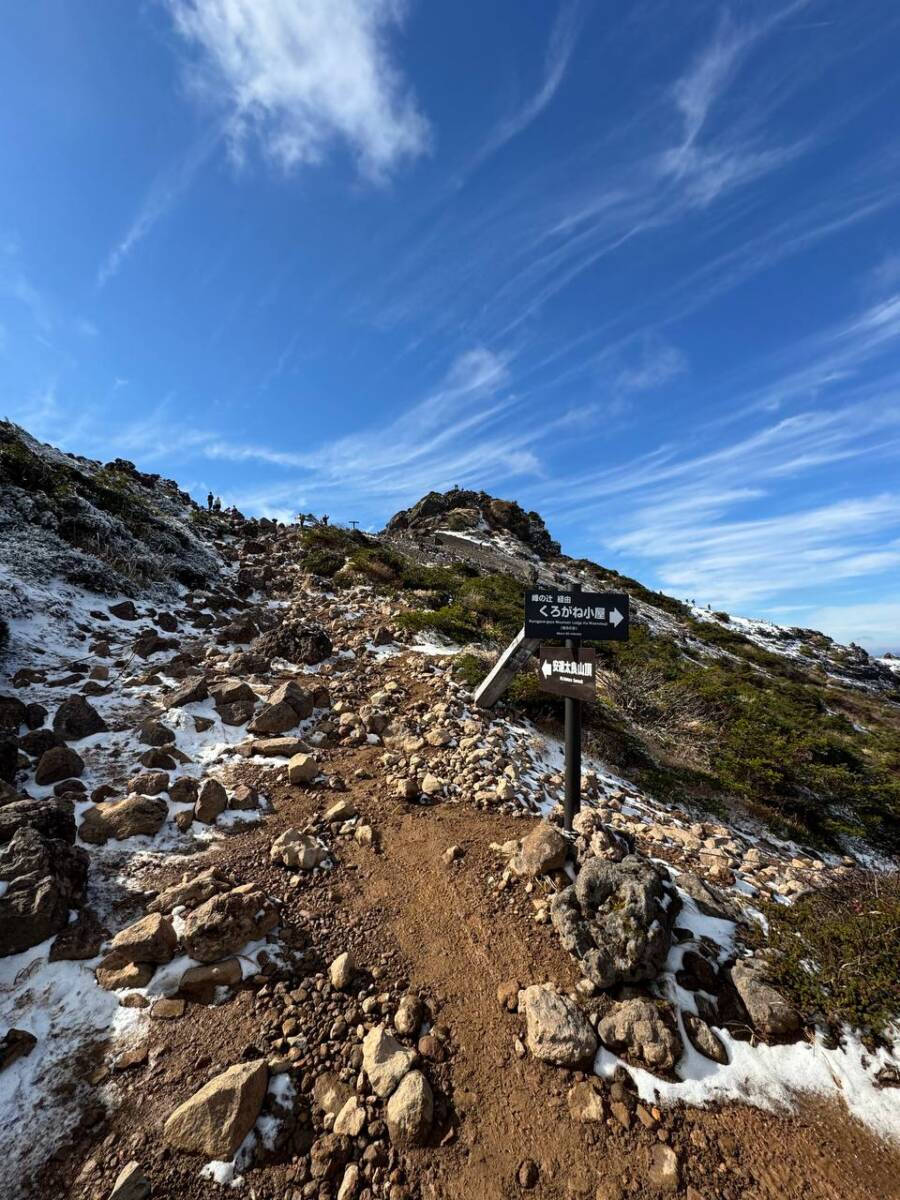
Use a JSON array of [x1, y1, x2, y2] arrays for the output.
[[751, 871, 900, 1037]]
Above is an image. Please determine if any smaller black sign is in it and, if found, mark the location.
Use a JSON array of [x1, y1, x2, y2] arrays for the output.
[[538, 645, 598, 699], [524, 587, 630, 640]]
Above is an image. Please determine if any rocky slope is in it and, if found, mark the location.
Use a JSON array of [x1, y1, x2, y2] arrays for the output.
[[0, 428, 898, 1200]]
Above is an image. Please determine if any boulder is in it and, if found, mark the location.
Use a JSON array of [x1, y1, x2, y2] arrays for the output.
[[394, 993, 423, 1037], [52, 695, 107, 740], [550, 854, 677, 988], [49, 906, 107, 961], [216, 700, 256, 726], [313, 1071, 353, 1116], [511, 823, 568, 877], [210, 680, 257, 707], [730, 958, 800, 1040], [102, 913, 177, 968], [597, 998, 683, 1072], [0, 826, 89, 956], [163, 677, 208, 709], [163, 1059, 268, 1159], [270, 829, 326, 870], [386, 1070, 433, 1147], [0, 695, 27, 734], [329, 951, 354, 990], [248, 701, 300, 735], [648, 1144, 680, 1193], [0, 1028, 37, 1072], [19, 729, 64, 759], [194, 778, 227, 824], [677, 872, 739, 922], [34, 745, 85, 786], [268, 679, 314, 719], [109, 600, 138, 620], [253, 620, 332, 666], [567, 1080, 606, 1122], [0, 738, 15, 786], [0, 796, 76, 844], [362, 1025, 416, 1097], [251, 736, 309, 758], [287, 752, 318, 785], [168, 776, 199, 805], [179, 957, 243, 1000], [96, 961, 156, 991], [683, 1012, 729, 1064], [137, 719, 175, 747], [79, 795, 168, 844], [149, 866, 232, 913], [333, 1095, 367, 1137], [521, 985, 597, 1067], [108, 1161, 150, 1200], [127, 771, 169, 796], [229, 784, 259, 810], [180, 886, 278, 962]]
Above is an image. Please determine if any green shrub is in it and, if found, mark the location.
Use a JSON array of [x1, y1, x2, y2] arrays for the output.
[[757, 871, 900, 1036], [396, 603, 480, 643]]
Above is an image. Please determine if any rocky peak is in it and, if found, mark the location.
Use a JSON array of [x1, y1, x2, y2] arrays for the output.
[[385, 488, 561, 559]]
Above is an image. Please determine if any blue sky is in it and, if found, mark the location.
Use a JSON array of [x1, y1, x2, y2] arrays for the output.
[[2, 1, 900, 651]]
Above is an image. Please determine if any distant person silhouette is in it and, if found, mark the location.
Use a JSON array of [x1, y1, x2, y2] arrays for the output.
[[207, 491, 213, 511]]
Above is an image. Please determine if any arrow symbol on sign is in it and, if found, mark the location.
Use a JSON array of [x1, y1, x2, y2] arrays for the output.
[[609, 607, 624, 627], [541, 660, 552, 678]]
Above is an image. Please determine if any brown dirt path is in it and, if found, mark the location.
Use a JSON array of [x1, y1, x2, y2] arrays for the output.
[[339, 783, 900, 1200]]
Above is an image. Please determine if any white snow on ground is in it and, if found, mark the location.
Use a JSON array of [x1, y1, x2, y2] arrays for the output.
[[594, 1024, 900, 1143], [877, 655, 900, 675], [0, 565, 292, 1185], [0, 940, 143, 1191], [591, 874, 900, 1143]]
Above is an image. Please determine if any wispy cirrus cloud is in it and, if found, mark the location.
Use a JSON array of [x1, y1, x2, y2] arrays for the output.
[[165, 0, 430, 181], [98, 0, 429, 286], [97, 127, 222, 287], [469, 0, 586, 172]]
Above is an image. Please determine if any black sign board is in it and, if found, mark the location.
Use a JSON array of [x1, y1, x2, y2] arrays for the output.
[[524, 587, 630, 641], [538, 645, 597, 699]]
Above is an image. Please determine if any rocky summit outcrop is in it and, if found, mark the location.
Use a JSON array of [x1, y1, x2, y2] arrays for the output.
[[550, 854, 678, 988], [386, 488, 561, 558]]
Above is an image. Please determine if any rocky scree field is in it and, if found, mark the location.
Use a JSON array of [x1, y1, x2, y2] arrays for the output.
[[0, 426, 898, 1200]]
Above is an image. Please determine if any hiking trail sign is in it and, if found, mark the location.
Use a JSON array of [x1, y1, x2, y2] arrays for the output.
[[524, 588, 629, 640], [538, 645, 597, 700]]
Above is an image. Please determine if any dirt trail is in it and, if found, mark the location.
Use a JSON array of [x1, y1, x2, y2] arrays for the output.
[[338, 770, 900, 1200]]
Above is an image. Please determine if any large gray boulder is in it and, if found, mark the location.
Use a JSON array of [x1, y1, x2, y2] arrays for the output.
[[52, 695, 107, 740], [521, 984, 597, 1067], [79, 794, 168, 844], [597, 997, 683, 1072], [362, 1025, 416, 1098], [253, 618, 332, 666], [180, 885, 278, 962], [163, 1060, 268, 1159], [730, 958, 800, 1040], [550, 854, 678, 988], [386, 1070, 433, 1147], [0, 826, 88, 956]]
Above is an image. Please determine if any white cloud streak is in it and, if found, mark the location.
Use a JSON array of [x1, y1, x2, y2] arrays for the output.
[[165, 0, 430, 181], [470, 0, 586, 170], [97, 128, 222, 287]]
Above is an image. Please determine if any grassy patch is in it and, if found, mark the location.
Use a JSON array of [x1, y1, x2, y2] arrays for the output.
[[756, 871, 900, 1037]]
